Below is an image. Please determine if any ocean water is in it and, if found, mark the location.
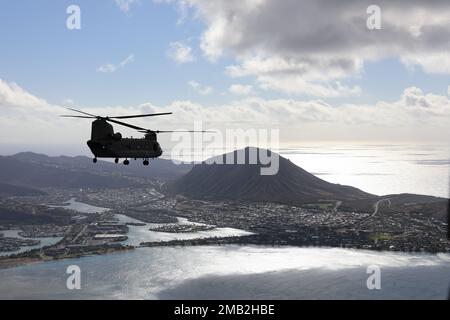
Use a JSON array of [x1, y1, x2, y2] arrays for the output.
[[116, 214, 253, 246], [48, 198, 110, 214], [280, 143, 449, 198], [0, 246, 449, 300]]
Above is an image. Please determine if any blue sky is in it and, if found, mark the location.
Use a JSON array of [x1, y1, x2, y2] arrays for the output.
[[0, 0, 202, 106], [0, 0, 222, 106], [1, 0, 449, 108]]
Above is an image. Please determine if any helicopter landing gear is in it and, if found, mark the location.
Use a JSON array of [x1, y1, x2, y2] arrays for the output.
[[93, 158, 97, 163], [123, 159, 130, 165], [143, 159, 149, 166], [114, 158, 119, 164]]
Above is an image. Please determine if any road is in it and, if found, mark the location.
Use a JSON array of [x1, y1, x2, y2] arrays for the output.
[[332, 201, 342, 212], [372, 198, 391, 217], [72, 225, 88, 244], [357, 198, 391, 226]]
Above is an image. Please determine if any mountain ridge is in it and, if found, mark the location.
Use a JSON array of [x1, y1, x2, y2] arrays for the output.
[[0, 152, 192, 191], [165, 147, 375, 204]]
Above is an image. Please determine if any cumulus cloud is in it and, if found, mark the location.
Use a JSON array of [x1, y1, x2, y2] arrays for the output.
[[97, 54, 135, 73], [168, 41, 195, 63], [401, 53, 450, 74], [1, 79, 449, 156], [188, 80, 213, 95], [226, 56, 363, 97], [229, 84, 253, 96], [0, 79, 67, 151], [0, 80, 50, 109], [166, 0, 450, 96]]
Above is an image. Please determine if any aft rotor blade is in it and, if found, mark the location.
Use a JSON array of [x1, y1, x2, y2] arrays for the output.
[[66, 108, 97, 117], [60, 115, 95, 119], [109, 112, 172, 119], [106, 118, 147, 131]]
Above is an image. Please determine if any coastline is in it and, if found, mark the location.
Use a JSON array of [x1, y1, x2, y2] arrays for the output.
[[1, 233, 449, 270]]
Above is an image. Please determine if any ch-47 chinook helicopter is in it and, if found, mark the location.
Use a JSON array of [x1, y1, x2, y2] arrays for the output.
[[61, 108, 209, 166]]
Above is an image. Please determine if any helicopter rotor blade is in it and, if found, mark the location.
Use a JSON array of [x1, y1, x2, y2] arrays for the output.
[[65, 108, 97, 117], [106, 118, 147, 131], [109, 112, 172, 119], [156, 130, 216, 133], [61, 108, 211, 134], [60, 115, 95, 119]]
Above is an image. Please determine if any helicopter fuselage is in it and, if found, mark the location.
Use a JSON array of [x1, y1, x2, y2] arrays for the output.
[[87, 119, 162, 164], [87, 137, 162, 159]]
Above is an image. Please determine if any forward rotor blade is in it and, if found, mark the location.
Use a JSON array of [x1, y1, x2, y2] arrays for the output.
[[106, 118, 147, 131], [66, 108, 97, 117], [155, 130, 216, 133], [60, 115, 95, 119], [109, 112, 172, 119]]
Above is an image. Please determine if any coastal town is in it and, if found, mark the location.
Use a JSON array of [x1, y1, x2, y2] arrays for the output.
[[0, 184, 449, 268]]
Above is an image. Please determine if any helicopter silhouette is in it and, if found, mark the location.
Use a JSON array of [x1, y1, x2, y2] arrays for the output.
[[61, 108, 209, 165]]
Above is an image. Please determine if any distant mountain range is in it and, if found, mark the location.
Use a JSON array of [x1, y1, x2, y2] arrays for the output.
[[0, 152, 192, 191], [165, 147, 375, 204]]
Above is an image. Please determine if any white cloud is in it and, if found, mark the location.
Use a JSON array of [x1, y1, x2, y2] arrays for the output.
[[188, 80, 213, 95], [160, 86, 450, 144], [229, 84, 253, 96], [168, 41, 195, 63], [97, 64, 116, 73], [0, 79, 68, 150], [115, 0, 139, 13], [119, 54, 135, 67], [168, 0, 450, 97], [226, 55, 363, 97], [257, 76, 361, 97], [0, 79, 49, 109], [401, 53, 450, 74], [1, 79, 449, 156], [97, 54, 135, 73]]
